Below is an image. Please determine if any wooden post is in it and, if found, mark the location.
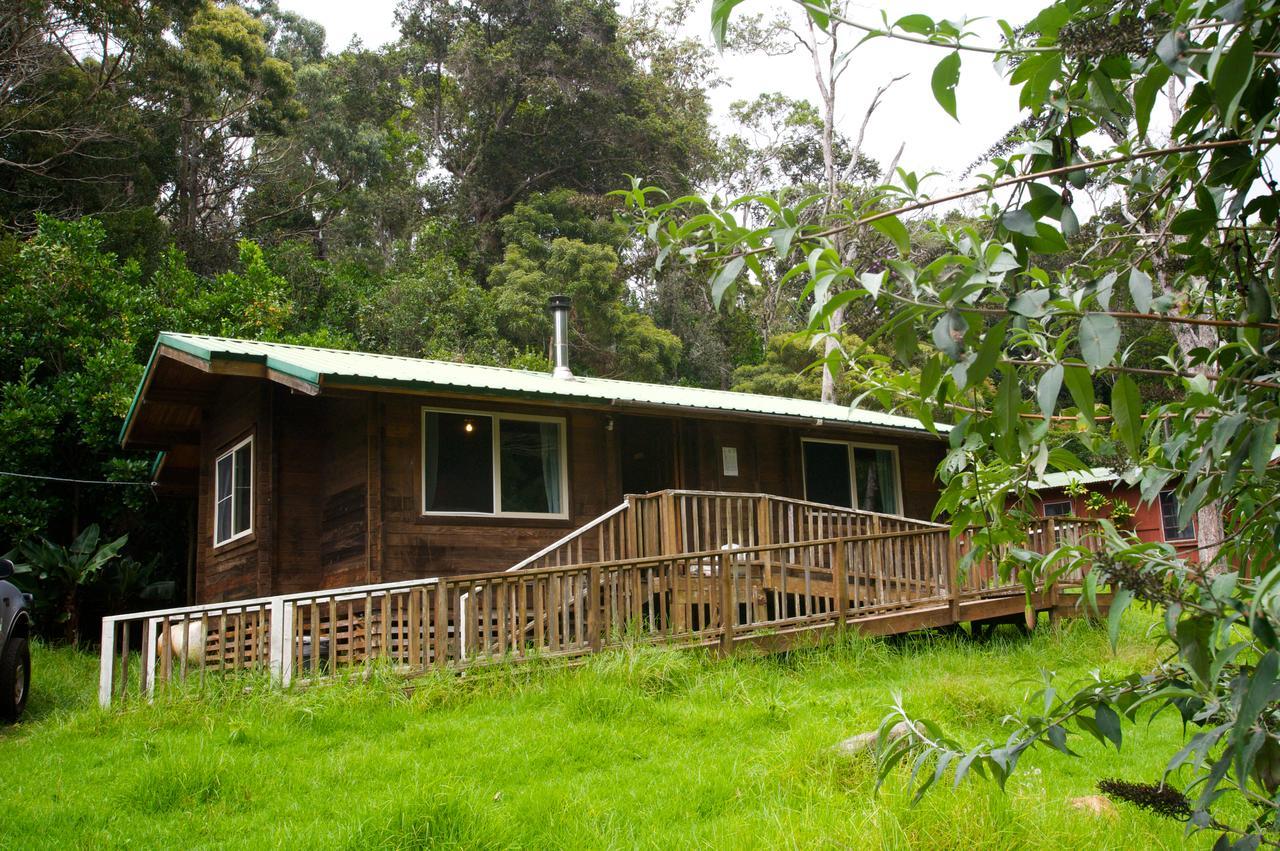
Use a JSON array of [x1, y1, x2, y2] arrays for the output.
[[433, 579, 448, 666], [947, 534, 962, 624], [588, 564, 603, 651], [1044, 517, 1059, 623], [98, 617, 116, 708], [718, 550, 734, 655], [143, 617, 158, 699], [833, 538, 849, 628], [268, 596, 287, 685]]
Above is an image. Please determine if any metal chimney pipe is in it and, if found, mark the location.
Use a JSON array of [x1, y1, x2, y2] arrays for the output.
[[548, 295, 573, 379]]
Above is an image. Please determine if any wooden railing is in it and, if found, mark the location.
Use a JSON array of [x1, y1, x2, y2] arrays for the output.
[[97, 495, 1099, 707], [956, 516, 1105, 597], [501, 490, 945, 574]]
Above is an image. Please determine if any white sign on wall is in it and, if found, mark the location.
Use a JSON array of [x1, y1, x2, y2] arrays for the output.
[[721, 446, 739, 477]]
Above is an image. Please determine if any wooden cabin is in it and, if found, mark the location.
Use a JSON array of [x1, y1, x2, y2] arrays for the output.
[[1031, 467, 1201, 560], [121, 331, 949, 604]]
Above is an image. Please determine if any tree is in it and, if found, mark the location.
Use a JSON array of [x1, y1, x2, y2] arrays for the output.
[[631, 0, 1280, 843], [0, 1, 196, 237], [395, 0, 715, 244], [151, 2, 304, 270]]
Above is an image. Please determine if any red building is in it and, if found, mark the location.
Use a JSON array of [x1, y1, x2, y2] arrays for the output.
[[1030, 467, 1201, 560]]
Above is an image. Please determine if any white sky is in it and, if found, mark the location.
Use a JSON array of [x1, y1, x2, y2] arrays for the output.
[[282, 0, 1032, 190]]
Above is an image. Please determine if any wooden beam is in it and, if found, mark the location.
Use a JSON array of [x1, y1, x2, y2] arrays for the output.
[[155, 346, 320, 397], [367, 396, 383, 584]]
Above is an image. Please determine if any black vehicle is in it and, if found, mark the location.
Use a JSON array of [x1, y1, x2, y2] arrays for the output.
[[0, 559, 31, 722]]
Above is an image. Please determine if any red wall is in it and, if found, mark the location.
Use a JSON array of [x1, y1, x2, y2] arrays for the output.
[[1032, 483, 1200, 561]]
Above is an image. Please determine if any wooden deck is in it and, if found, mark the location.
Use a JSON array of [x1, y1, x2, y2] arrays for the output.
[[98, 491, 1104, 706]]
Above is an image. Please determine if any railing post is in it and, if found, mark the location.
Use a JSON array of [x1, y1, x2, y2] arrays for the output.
[[833, 539, 849, 628], [624, 494, 637, 559], [1044, 517, 1059, 621], [660, 491, 677, 556], [434, 579, 449, 665], [948, 533, 962, 624], [143, 617, 158, 699], [718, 550, 734, 655], [98, 617, 116, 708], [268, 595, 287, 686], [588, 564, 603, 651]]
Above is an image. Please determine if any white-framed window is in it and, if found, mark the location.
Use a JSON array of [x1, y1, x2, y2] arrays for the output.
[[800, 438, 903, 515], [214, 435, 253, 546], [1159, 491, 1197, 541], [1042, 500, 1073, 517], [421, 407, 569, 519]]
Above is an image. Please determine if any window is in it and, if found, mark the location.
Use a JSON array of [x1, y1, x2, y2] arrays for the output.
[[1042, 500, 1072, 517], [214, 436, 253, 546], [422, 409, 566, 517], [801, 439, 902, 515], [1159, 491, 1197, 541]]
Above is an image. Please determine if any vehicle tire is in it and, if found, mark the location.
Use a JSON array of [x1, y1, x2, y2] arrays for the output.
[[0, 635, 29, 723]]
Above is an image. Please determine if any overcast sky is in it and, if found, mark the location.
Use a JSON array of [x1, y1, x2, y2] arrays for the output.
[[282, 0, 1033, 189]]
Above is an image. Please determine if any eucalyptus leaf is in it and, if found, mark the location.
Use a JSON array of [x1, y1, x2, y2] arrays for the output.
[[1078, 313, 1120, 370], [931, 51, 962, 120]]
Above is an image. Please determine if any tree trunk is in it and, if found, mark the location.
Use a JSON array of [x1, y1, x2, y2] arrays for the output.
[[821, 304, 844, 403]]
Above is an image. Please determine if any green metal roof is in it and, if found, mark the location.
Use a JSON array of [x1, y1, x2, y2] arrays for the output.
[[122, 332, 947, 444], [1031, 467, 1124, 491]]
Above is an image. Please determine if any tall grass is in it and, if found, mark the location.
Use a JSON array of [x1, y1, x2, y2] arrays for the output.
[[2, 613, 1209, 849]]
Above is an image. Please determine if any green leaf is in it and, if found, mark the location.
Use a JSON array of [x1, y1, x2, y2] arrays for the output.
[[1037, 363, 1064, 418], [1250, 420, 1278, 478], [709, 0, 747, 47], [1063, 364, 1095, 426], [1127, 268, 1152, 314], [869, 215, 911, 256], [1111, 375, 1143, 456], [1156, 28, 1189, 77], [994, 367, 1020, 461], [895, 14, 934, 34], [1213, 32, 1255, 128], [1134, 64, 1170, 139], [1078, 313, 1120, 370], [931, 51, 962, 121], [967, 319, 1008, 390], [1009, 289, 1049, 318], [859, 270, 885, 299], [1094, 703, 1123, 748], [1233, 650, 1278, 747], [1107, 588, 1133, 652], [710, 256, 745, 308], [770, 226, 796, 258], [1060, 205, 1079, 239], [1001, 208, 1038, 237], [932, 309, 968, 360]]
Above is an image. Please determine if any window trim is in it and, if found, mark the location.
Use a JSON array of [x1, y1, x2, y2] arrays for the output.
[[1159, 490, 1198, 542], [420, 406, 570, 520], [213, 434, 254, 548], [800, 437, 905, 516], [1042, 500, 1073, 517]]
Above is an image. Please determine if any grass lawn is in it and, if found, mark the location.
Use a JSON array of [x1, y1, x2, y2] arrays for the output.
[[3, 611, 1212, 849]]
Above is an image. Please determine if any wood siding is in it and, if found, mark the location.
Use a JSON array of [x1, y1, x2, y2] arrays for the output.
[[192, 385, 946, 602]]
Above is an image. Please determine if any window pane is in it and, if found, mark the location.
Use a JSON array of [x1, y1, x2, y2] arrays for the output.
[[500, 419, 562, 514], [854, 447, 899, 514], [233, 444, 252, 535], [424, 412, 493, 513], [1043, 501, 1072, 517], [215, 455, 233, 543], [803, 442, 852, 508], [1160, 492, 1196, 540]]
